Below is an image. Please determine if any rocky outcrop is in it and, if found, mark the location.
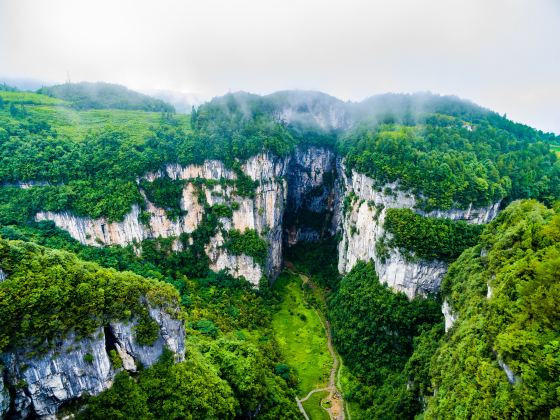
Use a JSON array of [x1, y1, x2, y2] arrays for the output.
[[1, 306, 185, 418], [285, 147, 337, 244], [337, 164, 500, 297], [109, 307, 185, 372], [442, 299, 457, 332], [35, 154, 289, 285], [3, 328, 113, 418], [33, 152, 501, 292], [0, 269, 6, 282], [0, 370, 9, 419], [377, 250, 449, 299]]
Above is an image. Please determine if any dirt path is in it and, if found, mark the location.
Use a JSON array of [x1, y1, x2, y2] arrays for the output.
[[295, 273, 345, 420]]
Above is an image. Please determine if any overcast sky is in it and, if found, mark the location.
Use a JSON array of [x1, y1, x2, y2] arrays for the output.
[[1, 0, 559, 133]]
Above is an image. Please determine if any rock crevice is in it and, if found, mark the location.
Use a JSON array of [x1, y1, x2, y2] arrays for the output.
[[1, 306, 185, 418]]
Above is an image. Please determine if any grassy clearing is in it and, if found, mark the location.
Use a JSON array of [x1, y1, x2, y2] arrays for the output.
[[551, 144, 560, 157], [302, 390, 330, 420], [272, 271, 331, 397], [0, 90, 191, 144]]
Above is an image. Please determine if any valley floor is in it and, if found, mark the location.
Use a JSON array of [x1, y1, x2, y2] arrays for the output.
[[271, 269, 346, 420]]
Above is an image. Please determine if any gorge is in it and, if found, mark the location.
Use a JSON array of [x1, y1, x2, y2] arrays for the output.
[[34, 146, 500, 299], [1, 85, 559, 419]]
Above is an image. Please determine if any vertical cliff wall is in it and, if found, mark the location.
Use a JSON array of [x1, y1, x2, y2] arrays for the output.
[[36, 153, 289, 286], [337, 163, 501, 298], [284, 147, 337, 245], [1, 305, 185, 418], [33, 150, 501, 294]]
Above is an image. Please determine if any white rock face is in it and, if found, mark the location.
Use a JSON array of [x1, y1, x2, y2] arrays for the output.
[[110, 308, 185, 371], [442, 299, 458, 332], [33, 152, 500, 293], [3, 328, 113, 418], [378, 251, 449, 299], [35, 154, 289, 285], [2, 306, 185, 418], [0, 370, 9, 419], [337, 163, 500, 298], [497, 357, 517, 384], [0, 268, 6, 282]]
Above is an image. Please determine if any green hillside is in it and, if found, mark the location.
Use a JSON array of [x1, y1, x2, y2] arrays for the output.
[[37, 81, 175, 112], [425, 200, 560, 419]]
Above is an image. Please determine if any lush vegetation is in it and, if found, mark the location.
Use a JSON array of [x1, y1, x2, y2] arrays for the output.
[[37, 82, 175, 112], [0, 237, 180, 353], [271, 272, 332, 396], [191, 91, 343, 165], [140, 176, 186, 220], [224, 229, 268, 266], [383, 208, 484, 261], [329, 262, 443, 418], [284, 236, 339, 290], [340, 115, 560, 211], [423, 200, 560, 419], [1, 89, 558, 225], [1, 85, 560, 419], [0, 88, 191, 222]]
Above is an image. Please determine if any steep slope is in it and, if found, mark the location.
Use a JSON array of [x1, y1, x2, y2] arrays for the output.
[[424, 200, 560, 419], [1, 88, 558, 294], [0, 238, 185, 418]]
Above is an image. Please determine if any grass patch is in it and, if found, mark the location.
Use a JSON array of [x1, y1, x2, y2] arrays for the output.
[[551, 143, 560, 158], [302, 390, 330, 420], [272, 271, 331, 397]]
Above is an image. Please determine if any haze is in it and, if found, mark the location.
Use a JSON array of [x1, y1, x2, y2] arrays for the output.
[[1, 0, 559, 133]]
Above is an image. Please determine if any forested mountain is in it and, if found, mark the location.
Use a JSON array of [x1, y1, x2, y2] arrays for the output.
[[37, 82, 175, 112], [329, 200, 560, 419], [0, 87, 559, 419]]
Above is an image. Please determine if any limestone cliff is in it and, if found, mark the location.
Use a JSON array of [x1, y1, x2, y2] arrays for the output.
[[337, 163, 500, 298], [36, 153, 288, 286], [284, 147, 337, 245], [34, 150, 501, 294], [1, 305, 185, 418]]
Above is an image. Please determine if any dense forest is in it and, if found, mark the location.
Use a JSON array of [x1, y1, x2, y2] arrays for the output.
[[1, 83, 559, 419], [425, 200, 560, 419], [329, 262, 442, 418], [327, 200, 560, 419], [1, 87, 558, 224], [37, 82, 175, 112], [0, 237, 181, 353], [0, 230, 301, 418]]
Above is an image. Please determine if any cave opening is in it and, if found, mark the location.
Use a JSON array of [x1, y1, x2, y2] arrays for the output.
[[282, 148, 339, 250], [280, 148, 342, 289]]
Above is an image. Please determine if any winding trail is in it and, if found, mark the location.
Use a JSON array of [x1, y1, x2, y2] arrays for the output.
[[295, 273, 345, 420]]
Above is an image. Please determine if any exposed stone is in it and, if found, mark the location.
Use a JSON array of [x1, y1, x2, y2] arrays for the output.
[[0, 269, 6, 282], [2, 328, 113, 418], [34, 152, 501, 295], [497, 357, 518, 384], [0, 369, 9, 419], [284, 147, 337, 245], [442, 299, 457, 333], [337, 161, 500, 298], [2, 306, 185, 418], [377, 250, 449, 299], [35, 155, 289, 285]]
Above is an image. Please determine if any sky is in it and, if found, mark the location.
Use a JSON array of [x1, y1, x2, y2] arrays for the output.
[[1, 0, 559, 133]]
